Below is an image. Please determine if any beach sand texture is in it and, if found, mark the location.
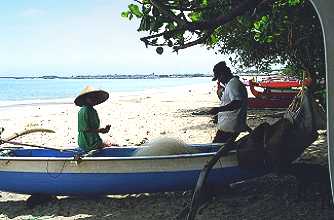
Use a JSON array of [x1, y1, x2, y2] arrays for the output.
[[0, 84, 333, 219]]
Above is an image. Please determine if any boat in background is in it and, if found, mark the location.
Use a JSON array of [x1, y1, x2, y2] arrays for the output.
[[0, 145, 266, 196], [246, 79, 302, 109], [248, 80, 301, 99], [256, 79, 311, 89]]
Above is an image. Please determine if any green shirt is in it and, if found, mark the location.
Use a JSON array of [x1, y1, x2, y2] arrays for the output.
[[77, 106, 102, 152]]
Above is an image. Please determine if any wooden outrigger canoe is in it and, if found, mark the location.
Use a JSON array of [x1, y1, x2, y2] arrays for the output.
[[0, 145, 267, 196], [255, 79, 311, 89], [248, 80, 299, 100]]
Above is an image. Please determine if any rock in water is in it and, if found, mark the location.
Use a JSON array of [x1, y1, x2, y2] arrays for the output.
[[134, 137, 199, 156]]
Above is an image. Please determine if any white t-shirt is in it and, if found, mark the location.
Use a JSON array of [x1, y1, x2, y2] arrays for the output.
[[217, 77, 248, 133]]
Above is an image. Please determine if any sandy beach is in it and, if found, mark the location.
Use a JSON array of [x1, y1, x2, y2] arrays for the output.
[[0, 83, 333, 220]]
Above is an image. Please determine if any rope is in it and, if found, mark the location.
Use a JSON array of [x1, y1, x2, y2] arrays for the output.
[[46, 160, 67, 179], [287, 70, 309, 114]]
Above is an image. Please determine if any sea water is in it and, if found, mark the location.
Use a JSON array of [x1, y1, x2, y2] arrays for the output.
[[0, 77, 211, 106]]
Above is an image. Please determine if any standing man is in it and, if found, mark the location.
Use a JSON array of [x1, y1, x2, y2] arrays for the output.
[[211, 61, 249, 143]]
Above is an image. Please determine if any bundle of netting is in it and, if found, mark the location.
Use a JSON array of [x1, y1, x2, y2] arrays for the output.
[[134, 137, 200, 156]]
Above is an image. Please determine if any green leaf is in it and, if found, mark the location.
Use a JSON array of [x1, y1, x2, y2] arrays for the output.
[[210, 33, 219, 45], [265, 36, 273, 43], [138, 16, 151, 31], [166, 22, 176, 31], [288, 0, 304, 6], [142, 5, 151, 15], [128, 4, 143, 18], [150, 18, 164, 32], [254, 22, 260, 29], [121, 11, 129, 18], [188, 11, 202, 22], [200, 0, 209, 6]]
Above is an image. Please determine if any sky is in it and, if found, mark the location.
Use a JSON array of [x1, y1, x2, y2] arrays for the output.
[[0, 0, 228, 77]]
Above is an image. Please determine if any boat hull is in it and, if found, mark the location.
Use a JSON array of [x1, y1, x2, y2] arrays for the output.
[[0, 167, 264, 195], [248, 97, 292, 109], [248, 81, 299, 99], [0, 146, 267, 195]]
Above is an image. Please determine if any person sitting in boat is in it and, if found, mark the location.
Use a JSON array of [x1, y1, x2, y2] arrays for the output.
[[210, 61, 250, 143], [74, 85, 115, 152]]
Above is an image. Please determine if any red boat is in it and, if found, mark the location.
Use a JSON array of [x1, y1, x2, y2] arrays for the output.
[[248, 97, 292, 109], [256, 78, 311, 89], [249, 80, 299, 100]]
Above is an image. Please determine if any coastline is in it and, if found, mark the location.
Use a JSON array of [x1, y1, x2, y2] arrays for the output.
[[0, 77, 212, 102]]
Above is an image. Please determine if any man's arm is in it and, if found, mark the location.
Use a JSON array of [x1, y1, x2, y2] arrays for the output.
[[216, 100, 242, 112], [208, 100, 242, 115], [216, 81, 224, 100], [84, 125, 111, 134], [217, 87, 223, 100]]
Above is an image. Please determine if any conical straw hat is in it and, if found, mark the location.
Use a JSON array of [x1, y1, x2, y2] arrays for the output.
[[74, 85, 109, 107]]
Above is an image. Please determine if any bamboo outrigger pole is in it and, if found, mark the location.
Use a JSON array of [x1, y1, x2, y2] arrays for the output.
[[2, 128, 55, 142], [0, 127, 59, 150]]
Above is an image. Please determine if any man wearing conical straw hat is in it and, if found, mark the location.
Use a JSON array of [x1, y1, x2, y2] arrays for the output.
[[75, 85, 114, 152]]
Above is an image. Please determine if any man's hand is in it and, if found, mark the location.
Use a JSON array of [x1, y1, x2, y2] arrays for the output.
[[208, 107, 219, 115], [100, 125, 111, 134], [216, 87, 223, 99], [216, 82, 224, 100]]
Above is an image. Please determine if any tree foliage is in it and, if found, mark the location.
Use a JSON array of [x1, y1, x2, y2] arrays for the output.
[[122, 0, 325, 95]]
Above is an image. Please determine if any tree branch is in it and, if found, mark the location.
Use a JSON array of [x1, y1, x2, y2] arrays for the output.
[[150, 0, 187, 25], [140, 27, 184, 44], [140, 0, 263, 50], [160, 3, 214, 11], [192, 0, 262, 30], [134, 0, 143, 5], [173, 31, 213, 51]]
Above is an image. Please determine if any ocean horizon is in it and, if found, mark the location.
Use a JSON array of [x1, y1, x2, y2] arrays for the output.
[[0, 77, 212, 106]]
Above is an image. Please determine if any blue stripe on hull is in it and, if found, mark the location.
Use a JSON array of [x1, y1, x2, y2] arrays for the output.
[[0, 167, 266, 195]]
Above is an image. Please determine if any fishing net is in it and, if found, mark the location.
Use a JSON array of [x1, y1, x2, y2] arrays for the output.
[[237, 89, 326, 172]]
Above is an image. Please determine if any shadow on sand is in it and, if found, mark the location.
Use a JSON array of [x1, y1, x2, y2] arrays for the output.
[[0, 192, 190, 220]]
